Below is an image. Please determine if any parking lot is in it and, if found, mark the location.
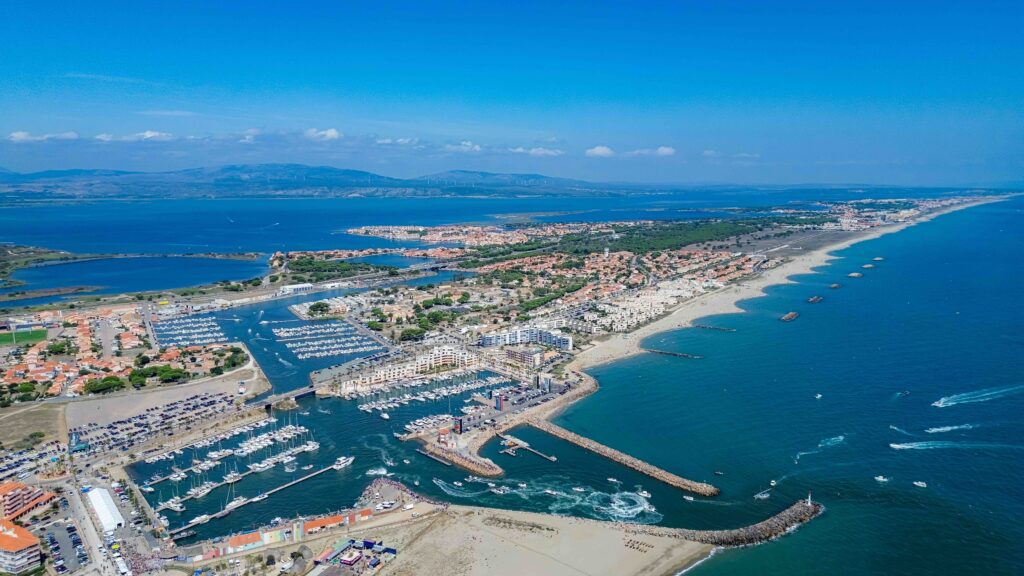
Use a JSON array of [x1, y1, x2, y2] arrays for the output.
[[44, 518, 90, 574]]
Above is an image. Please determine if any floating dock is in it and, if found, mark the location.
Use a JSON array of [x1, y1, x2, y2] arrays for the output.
[[167, 464, 338, 535], [527, 419, 719, 497], [498, 434, 557, 462]]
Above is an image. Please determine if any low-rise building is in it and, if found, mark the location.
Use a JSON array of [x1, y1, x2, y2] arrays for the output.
[[0, 482, 55, 521], [0, 519, 40, 574]]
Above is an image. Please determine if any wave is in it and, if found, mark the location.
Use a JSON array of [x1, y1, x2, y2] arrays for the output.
[[932, 384, 1024, 408], [890, 441, 1024, 451], [924, 424, 977, 434], [431, 478, 491, 498], [794, 434, 846, 463], [889, 425, 914, 437]]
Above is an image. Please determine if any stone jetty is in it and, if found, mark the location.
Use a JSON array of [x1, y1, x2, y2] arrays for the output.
[[641, 499, 824, 546], [527, 418, 720, 497]]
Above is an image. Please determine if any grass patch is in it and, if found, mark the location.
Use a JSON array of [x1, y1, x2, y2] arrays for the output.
[[0, 329, 47, 345]]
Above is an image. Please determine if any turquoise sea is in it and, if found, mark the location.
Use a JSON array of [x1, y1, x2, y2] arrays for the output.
[[111, 195, 1022, 574]]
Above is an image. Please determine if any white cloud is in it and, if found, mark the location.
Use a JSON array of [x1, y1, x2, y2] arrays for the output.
[[7, 131, 79, 143], [733, 152, 761, 160], [444, 140, 482, 153], [376, 137, 419, 145], [304, 128, 342, 141], [508, 146, 564, 157], [701, 149, 721, 158], [93, 130, 174, 142], [626, 145, 676, 157], [239, 129, 260, 144], [585, 145, 615, 158]]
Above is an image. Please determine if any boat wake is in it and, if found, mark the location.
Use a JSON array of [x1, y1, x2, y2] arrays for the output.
[[361, 434, 398, 467], [365, 467, 389, 476], [548, 488, 663, 524], [931, 384, 1024, 408], [888, 425, 915, 437], [277, 357, 295, 368], [432, 478, 490, 498], [794, 434, 847, 463], [924, 424, 977, 434], [890, 441, 1024, 451]]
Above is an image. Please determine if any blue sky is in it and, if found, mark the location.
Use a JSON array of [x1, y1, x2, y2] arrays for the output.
[[1, 0, 1021, 185]]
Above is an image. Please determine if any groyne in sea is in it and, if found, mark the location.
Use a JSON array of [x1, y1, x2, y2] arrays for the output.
[[640, 347, 704, 359], [636, 499, 824, 546], [527, 418, 720, 497]]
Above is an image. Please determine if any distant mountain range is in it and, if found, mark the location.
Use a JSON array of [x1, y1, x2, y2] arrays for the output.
[[0, 163, 618, 198]]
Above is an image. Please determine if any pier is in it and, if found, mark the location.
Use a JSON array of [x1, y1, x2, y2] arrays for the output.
[[415, 448, 452, 466], [167, 464, 338, 535], [498, 434, 557, 461], [640, 347, 704, 359], [654, 499, 824, 546], [527, 419, 720, 497]]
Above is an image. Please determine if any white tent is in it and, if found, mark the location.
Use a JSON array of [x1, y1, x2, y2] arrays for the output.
[[86, 488, 125, 534]]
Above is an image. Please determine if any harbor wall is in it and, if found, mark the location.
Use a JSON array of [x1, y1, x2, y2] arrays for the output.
[[527, 418, 720, 497]]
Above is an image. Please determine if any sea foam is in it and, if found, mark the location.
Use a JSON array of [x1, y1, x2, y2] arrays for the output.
[[924, 424, 976, 434], [890, 441, 1023, 451]]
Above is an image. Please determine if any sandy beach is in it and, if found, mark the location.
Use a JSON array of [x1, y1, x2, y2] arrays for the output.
[[569, 198, 1002, 372], [376, 505, 714, 576]]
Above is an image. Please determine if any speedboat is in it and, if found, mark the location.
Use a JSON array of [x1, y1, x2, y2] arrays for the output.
[[453, 481, 464, 487], [333, 456, 355, 470], [250, 493, 268, 502], [874, 475, 890, 483], [815, 393, 823, 400], [572, 487, 586, 493], [607, 477, 620, 483], [754, 490, 770, 500], [683, 496, 694, 501], [403, 459, 411, 465], [913, 481, 927, 488], [770, 479, 777, 487], [638, 490, 652, 498], [380, 412, 390, 420], [517, 483, 528, 489], [543, 489, 558, 496]]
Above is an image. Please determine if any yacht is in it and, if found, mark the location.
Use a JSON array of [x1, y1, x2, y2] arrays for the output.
[[874, 476, 890, 483], [333, 456, 356, 470], [380, 412, 390, 420], [913, 481, 928, 488], [225, 496, 248, 510], [250, 493, 268, 503], [190, 514, 211, 525], [223, 471, 242, 484]]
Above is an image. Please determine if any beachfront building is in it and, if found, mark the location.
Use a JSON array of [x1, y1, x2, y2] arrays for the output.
[[0, 519, 41, 574], [478, 325, 573, 351], [334, 346, 478, 394], [0, 482, 56, 521], [504, 346, 544, 368]]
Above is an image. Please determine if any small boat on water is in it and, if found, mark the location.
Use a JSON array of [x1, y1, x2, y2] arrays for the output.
[[607, 477, 620, 483], [807, 295, 824, 304], [250, 493, 268, 502], [714, 471, 724, 476], [683, 496, 694, 502], [848, 272, 864, 278], [780, 312, 799, 322], [190, 514, 211, 525], [491, 486, 511, 495], [486, 482, 496, 488], [380, 412, 390, 420], [829, 283, 842, 289], [572, 487, 586, 493], [403, 459, 411, 465], [913, 481, 928, 488], [754, 490, 771, 500], [453, 481, 464, 487], [815, 393, 823, 400], [543, 489, 558, 496], [517, 482, 528, 489], [638, 490, 652, 498], [770, 479, 777, 487], [301, 464, 313, 471], [874, 476, 890, 483]]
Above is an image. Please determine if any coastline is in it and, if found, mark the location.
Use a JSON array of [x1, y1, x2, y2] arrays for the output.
[[568, 197, 1004, 372]]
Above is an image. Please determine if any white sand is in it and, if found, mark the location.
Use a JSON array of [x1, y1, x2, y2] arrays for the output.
[[376, 506, 713, 576]]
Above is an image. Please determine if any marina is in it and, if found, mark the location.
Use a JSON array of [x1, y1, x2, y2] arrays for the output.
[[152, 315, 227, 347]]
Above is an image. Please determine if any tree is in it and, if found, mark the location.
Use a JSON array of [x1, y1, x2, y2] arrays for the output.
[[307, 302, 330, 316]]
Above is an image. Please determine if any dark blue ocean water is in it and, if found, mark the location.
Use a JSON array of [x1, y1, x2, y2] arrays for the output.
[[111, 195, 1023, 573]]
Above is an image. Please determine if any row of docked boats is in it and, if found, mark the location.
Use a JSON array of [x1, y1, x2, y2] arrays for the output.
[[357, 375, 510, 412]]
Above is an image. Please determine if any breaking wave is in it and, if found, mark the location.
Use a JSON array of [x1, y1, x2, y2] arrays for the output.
[[932, 384, 1024, 408], [924, 424, 977, 434]]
